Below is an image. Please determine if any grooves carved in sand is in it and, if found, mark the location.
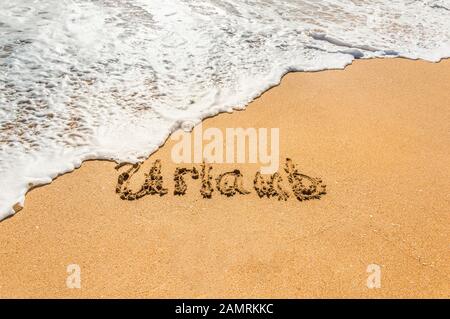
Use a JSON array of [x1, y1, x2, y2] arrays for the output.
[[115, 158, 326, 202]]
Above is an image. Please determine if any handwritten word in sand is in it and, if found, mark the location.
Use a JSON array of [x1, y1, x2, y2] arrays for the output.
[[115, 158, 326, 202]]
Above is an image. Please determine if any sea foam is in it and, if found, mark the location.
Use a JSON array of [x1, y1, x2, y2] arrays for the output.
[[1, 0, 449, 220]]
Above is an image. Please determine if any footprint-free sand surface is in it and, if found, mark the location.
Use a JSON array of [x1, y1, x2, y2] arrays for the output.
[[1, 59, 449, 298]]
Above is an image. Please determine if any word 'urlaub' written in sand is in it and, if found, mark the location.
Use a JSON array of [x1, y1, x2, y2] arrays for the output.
[[115, 158, 326, 202]]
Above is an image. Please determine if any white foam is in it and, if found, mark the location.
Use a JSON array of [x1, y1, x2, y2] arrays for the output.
[[1, 0, 449, 220]]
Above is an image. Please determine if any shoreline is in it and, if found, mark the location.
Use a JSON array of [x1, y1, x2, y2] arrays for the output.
[[3, 56, 448, 219], [1, 58, 449, 298]]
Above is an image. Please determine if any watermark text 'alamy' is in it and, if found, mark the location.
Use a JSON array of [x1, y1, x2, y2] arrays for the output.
[[171, 123, 279, 174]]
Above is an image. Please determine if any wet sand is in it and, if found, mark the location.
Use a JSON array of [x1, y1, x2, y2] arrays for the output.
[[0, 58, 449, 298]]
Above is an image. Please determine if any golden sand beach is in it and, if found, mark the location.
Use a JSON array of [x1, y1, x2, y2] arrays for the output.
[[0, 59, 449, 298]]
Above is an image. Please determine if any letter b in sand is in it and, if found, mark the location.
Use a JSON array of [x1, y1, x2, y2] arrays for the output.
[[66, 264, 81, 289], [366, 264, 381, 289]]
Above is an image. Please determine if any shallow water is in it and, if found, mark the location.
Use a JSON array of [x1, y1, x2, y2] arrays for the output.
[[1, 0, 449, 219]]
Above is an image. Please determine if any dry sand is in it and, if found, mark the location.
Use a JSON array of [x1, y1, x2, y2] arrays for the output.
[[0, 58, 449, 298]]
